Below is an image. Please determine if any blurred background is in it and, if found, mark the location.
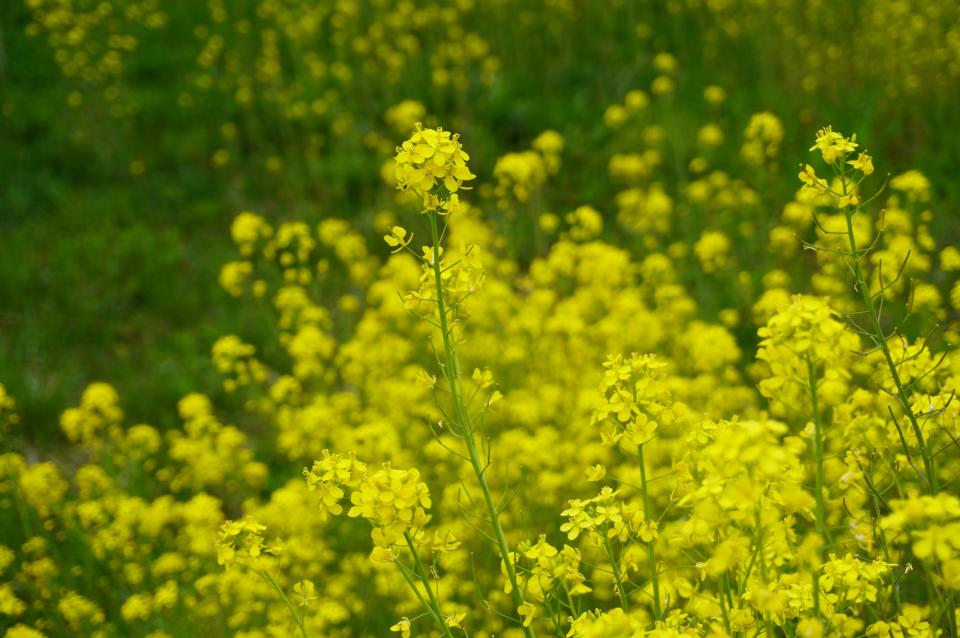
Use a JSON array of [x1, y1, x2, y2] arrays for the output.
[[2, 0, 959, 442]]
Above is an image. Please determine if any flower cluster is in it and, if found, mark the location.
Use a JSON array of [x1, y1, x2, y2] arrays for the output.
[[741, 111, 785, 166], [216, 519, 278, 568], [757, 295, 860, 412], [305, 452, 433, 555], [394, 125, 475, 213]]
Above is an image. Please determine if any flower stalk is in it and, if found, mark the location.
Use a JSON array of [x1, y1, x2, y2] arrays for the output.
[[426, 209, 537, 638], [637, 443, 661, 620], [838, 175, 939, 495]]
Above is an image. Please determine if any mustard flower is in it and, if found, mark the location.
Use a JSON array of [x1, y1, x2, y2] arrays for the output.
[[0, 584, 26, 616], [517, 601, 537, 627], [798, 164, 828, 192], [847, 151, 874, 175], [742, 112, 784, 165], [394, 124, 475, 212], [292, 579, 316, 607], [383, 225, 412, 253], [215, 519, 278, 568], [384, 100, 426, 133], [390, 618, 411, 638], [890, 170, 932, 202], [810, 126, 858, 164], [494, 150, 547, 204]]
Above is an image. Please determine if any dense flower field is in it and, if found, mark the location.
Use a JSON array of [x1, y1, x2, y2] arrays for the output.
[[3, 1, 960, 637]]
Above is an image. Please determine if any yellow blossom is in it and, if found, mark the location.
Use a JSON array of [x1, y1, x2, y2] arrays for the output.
[[394, 124, 475, 212]]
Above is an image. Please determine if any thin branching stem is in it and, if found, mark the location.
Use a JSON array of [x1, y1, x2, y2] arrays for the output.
[[427, 210, 537, 638], [839, 174, 939, 494], [637, 443, 662, 620]]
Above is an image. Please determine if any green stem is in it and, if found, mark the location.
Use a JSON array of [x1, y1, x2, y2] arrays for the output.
[[756, 521, 776, 637], [861, 465, 903, 613], [427, 211, 536, 638], [258, 569, 308, 638], [840, 181, 938, 494], [638, 444, 662, 620], [717, 573, 732, 635], [403, 532, 456, 638], [603, 535, 630, 610], [805, 356, 826, 618], [396, 558, 454, 638], [805, 357, 831, 547], [561, 581, 579, 618]]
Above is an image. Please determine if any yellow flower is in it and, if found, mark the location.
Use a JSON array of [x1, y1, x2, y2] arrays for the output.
[[694, 230, 731, 273], [741, 112, 784, 165], [446, 611, 466, 628], [797, 617, 823, 638], [704, 84, 727, 104], [390, 617, 411, 638], [632, 518, 658, 543], [416, 368, 438, 389], [585, 464, 607, 481], [383, 226, 413, 253], [215, 519, 277, 568], [913, 527, 953, 561], [292, 580, 316, 607], [848, 151, 874, 175], [394, 124, 475, 212], [524, 535, 558, 562], [798, 164, 827, 191], [838, 193, 860, 208], [385, 100, 426, 133], [431, 530, 461, 554], [421, 245, 443, 265], [810, 125, 857, 164], [370, 546, 399, 563], [0, 584, 26, 617], [472, 367, 494, 389], [346, 465, 432, 547], [494, 150, 547, 203], [517, 601, 537, 627]]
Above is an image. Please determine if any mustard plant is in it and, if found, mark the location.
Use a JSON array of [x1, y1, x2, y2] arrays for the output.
[[390, 124, 537, 637]]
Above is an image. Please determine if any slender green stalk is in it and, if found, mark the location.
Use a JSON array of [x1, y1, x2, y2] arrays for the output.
[[756, 519, 776, 638], [865, 472, 903, 613], [805, 357, 830, 546], [637, 444, 662, 620], [602, 535, 630, 611], [805, 356, 826, 617], [256, 569, 308, 638], [717, 572, 732, 635], [396, 559, 455, 638], [403, 532, 456, 638], [426, 211, 537, 638], [839, 188, 939, 494]]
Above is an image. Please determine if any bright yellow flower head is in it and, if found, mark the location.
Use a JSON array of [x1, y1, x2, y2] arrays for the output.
[[394, 124, 475, 213], [810, 125, 858, 164], [517, 601, 537, 627], [848, 151, 874, 175], [215, 519, 278, 568]]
